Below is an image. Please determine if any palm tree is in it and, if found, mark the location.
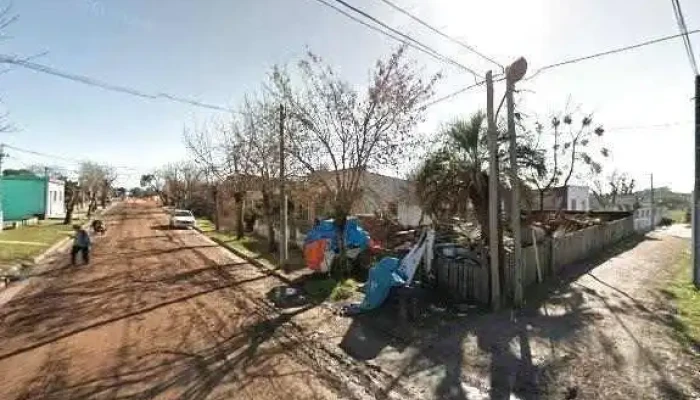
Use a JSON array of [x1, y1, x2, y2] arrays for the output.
[[416, 112, 545, 242]]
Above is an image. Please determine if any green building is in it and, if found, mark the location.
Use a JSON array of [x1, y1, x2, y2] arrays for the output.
[[0, 175, 66, 222]]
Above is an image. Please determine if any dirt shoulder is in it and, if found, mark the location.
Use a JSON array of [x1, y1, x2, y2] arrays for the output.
[[290, 230, 700, 399]]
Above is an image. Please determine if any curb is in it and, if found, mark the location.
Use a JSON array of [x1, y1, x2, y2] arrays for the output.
[[193, 226, 294, 285]]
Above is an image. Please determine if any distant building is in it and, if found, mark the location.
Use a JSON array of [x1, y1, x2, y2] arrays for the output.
[[530, 185, 590, 211], [1, 175, 66, 222], [303, 170, 426, 226]]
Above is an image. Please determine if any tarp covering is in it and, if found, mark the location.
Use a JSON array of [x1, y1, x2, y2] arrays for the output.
[[359, 257, 406, 310], [303, 218, 370, 252], [303, 218, 370, 271]]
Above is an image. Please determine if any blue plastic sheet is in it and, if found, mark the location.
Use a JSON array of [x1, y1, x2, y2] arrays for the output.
[[359, 257, 406, 311], [303, 217, 369, 253]]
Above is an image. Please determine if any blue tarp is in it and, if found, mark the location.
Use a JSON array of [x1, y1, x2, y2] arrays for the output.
[[303, 217, 370, 253], [359, 257, 407, 310]]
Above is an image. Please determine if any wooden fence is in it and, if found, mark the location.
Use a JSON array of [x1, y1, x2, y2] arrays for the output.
[[501, 215, 635, 302], [434, 215, 636, 305]]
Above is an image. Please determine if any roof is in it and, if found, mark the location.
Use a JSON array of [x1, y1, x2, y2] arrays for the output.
[[1, 175, 64, 185]]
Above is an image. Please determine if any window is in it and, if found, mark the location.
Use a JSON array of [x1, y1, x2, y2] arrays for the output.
[[52, 191, 57, 202], [570, 199, 577, 210]]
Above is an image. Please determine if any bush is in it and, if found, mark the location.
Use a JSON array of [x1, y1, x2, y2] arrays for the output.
[[659, 217, 674, 227]]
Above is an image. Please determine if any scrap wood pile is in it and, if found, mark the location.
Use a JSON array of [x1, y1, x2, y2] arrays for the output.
[[527, 211, 604, 235]]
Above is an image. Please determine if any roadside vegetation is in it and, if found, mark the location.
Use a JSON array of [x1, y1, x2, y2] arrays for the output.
[[666, 248, 700, 350], [0, 220, 82, 270]]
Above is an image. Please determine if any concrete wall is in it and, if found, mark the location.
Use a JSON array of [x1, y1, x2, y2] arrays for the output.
[[397, 202, 426, 226], [566, 186, 590, 211], [633, 207, 664, 232]]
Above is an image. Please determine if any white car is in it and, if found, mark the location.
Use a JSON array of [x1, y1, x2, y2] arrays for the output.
[[169, 209, 196, 229]]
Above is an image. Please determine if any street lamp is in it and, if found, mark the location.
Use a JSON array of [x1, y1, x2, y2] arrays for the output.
[[506, 57, 527, 306]]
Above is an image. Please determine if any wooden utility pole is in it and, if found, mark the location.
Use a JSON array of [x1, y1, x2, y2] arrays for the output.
[[694, 75, 700, 288], [486, 71, 501, 310], [279, 104, 288, 268], [506, 57, 528, 306]]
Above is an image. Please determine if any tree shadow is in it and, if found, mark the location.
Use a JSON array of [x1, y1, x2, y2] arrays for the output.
[[334, 234, 689, 399]]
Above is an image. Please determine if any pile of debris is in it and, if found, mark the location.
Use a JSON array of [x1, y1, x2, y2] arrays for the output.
[[527, 211, 604, 236]]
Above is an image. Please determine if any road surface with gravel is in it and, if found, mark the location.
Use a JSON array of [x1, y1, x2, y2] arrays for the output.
[[0, 201, 397, 400], [0, 202, 698, 400]]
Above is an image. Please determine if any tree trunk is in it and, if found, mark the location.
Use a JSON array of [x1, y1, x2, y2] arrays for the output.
[[539, 190, 545, 211], [234, 191, 245, 239], [212, 185, 220, 231], [64, 195, 77, 225], [262, 191, 276, 253]]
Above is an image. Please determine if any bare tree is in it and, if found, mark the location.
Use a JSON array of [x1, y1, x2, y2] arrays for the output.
[[79, 162, 111, 218], [591, 170, 636, 210], [528, 110, 608, 210], [269, 46, 439, 231]]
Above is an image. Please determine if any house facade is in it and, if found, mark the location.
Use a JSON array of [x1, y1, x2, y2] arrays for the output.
[[302, 170, 426, 227], [1, 176, 66, 223], [532, 185, 590, 211]]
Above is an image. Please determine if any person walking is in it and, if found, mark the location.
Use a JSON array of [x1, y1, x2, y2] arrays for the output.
[[71, 224, 91, 266]]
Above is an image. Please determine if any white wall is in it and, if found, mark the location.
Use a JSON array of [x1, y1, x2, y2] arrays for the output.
[[633, 207, 664, 232], [397, 202, 427, 226], [567, 186, 590, 211], [45, 180, 66, 219]]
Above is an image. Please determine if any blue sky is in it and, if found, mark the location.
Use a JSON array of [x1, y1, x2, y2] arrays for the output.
[[1, 0, 699, 191]]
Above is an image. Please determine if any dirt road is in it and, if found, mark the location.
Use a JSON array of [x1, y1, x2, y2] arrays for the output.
[[0, 202, 386, 400], [0, 202, 698, 399]]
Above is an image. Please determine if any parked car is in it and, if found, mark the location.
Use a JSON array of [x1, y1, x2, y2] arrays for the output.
[[169, 210, 196, 229]]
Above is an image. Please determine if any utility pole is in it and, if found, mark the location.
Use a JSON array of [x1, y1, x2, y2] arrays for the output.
[[694, 75, 700, 288], [506, 57, 528, 306], [279, 104, 288, 268], [486, 71, 501, 310]]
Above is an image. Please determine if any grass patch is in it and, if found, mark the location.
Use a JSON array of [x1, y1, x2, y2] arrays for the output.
[[667, 209, 688, 224], [197, 218, 304, 270], [303, 278, 359, 302], [196, 218, 216, 233], [0, 221, 78, 263], [666, 248, 700, 350]]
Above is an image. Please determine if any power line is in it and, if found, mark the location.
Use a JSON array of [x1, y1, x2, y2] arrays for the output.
[[670, 0, 699, 75], [0, 55, 235, 112], [378, 0, 503, 69], [527, 28, 700, 80], [311, 0, 483, 78], [427, 28, 700, 107], [605, 120, 693, 132], [424, 75, 504, 108], [3, 144, 138, 171]]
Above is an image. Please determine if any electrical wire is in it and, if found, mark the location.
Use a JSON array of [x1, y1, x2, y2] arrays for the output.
[[312, 0, 483, 78], [3, 144, 138, 171], [0, 55, 235, 112], [670, 0, 699, 75], [605, 120, 693, 132], [427, 28, 700, 107], [527, 28, 700, 80], [423, 75, 505, 108], [378, 0, 503, 69]]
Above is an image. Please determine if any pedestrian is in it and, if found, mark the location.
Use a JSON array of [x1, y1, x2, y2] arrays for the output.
[[71, 224, 91, 266]]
